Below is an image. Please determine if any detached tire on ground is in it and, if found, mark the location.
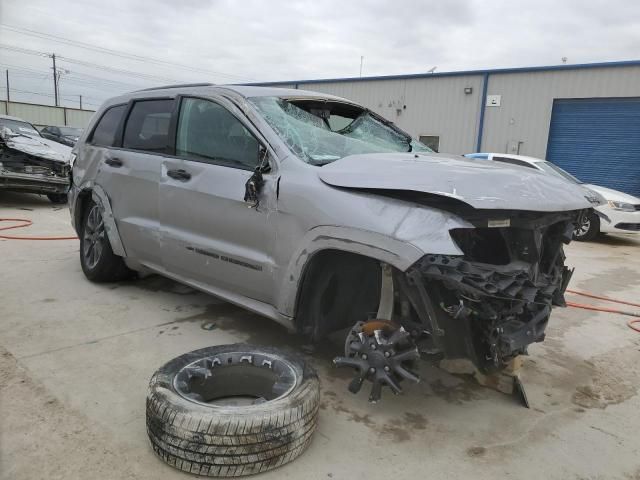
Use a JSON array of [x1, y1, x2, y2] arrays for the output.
[[146, 344, 320, 477]]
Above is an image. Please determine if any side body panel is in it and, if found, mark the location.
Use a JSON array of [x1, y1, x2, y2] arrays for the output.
[[267, 162, 472, 317], [160, 157, 278, 303], [93, 147, 163, 267]]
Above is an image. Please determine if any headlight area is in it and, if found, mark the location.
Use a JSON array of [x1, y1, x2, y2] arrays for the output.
[[607, 200, 639, 212], [396, 211, 581, 374]]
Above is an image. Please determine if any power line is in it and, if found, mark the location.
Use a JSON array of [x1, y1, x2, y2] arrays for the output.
[[0, 44, 49, 58], [58, 56, 182, 83], [1, 64, 110, 106], [0, 43, 185, 83], [0, 63, 137, 107], [1, 23, 256, 82], [8, 87, 101, 107]]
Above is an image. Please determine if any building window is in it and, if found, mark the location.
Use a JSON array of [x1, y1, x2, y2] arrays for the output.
[[419, 135, 440, 152]]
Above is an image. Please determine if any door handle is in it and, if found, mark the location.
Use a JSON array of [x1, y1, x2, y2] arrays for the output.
[[167, 169, 192, 181], [105, 157, 123, 167]]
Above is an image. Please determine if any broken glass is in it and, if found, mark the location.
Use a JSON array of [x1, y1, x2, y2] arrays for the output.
[[250, 97, 431, 165]]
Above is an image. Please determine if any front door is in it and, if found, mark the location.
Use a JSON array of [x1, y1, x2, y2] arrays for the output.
[[160, 96, 277, 303]]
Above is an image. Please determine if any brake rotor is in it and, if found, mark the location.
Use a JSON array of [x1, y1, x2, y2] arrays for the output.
[[334, 319, 420, 403]]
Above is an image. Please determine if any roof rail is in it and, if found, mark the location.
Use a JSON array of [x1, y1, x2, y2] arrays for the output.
[[134, 83, 215, 92]]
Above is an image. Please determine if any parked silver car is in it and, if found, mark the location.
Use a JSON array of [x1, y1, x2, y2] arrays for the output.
[[70, 84, 594, 402]]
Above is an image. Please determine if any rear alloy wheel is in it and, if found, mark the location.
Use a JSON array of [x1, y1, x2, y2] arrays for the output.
[[79, 199, 132, 282], [146, 344, 320, 477], [573, 211, 600, 242]]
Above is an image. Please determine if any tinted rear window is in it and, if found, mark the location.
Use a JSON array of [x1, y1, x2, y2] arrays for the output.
[[91, 105, 126, 147], [123, 99, 174, 153]]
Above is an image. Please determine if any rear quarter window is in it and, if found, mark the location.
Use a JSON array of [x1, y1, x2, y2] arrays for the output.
[[90, 105, 127, 147]]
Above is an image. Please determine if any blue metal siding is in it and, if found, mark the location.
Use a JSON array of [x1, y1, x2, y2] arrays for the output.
[[546, 98, 640, 197]]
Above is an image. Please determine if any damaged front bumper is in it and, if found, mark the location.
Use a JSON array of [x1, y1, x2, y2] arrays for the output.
[[0, 128, 71, 195], [398, 210, 581, 373], [0, 168, 70, 194], [0, 154, 70, 195]]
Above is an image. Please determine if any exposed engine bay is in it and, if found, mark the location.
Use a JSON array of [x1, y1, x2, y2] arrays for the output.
[[334, 208, 585, 403], [0, 125, 71, 197]]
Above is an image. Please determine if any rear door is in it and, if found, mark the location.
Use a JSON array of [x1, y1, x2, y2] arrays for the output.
[[92, 98, 174, 268], [160, 96, 277, 303]]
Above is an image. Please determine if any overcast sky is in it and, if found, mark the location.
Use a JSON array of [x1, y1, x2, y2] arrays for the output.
[[1, 0, 639, 109]]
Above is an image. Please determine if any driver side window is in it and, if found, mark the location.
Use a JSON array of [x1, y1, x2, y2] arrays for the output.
[[176, 98, 260, 170]]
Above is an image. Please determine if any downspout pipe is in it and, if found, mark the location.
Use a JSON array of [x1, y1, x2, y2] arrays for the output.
[[476, 72, 489, 152]]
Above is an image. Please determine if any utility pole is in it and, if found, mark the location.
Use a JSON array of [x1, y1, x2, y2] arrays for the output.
[[359, 56, 364, 78], [51, 53, 59, 106], [79, 95, 83, 109], [5, 70, 9, 103]]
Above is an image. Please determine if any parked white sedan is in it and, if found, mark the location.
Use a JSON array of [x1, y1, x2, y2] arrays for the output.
[[464, 153, 640, 241]]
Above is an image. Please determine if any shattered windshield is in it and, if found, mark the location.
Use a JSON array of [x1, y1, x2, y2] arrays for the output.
[[0, 118, 41, 137], [250, 96, 431, 165]]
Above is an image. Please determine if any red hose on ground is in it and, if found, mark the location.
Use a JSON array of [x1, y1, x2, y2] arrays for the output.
[[565, 291, 640, 333], [0, 218, 78, 240], [566, 288, 640, 308]]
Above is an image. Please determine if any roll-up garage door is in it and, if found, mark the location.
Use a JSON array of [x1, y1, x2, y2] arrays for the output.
[[546, 97, 640, 197]]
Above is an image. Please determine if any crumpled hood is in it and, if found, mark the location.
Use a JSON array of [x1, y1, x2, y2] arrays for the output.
[[318, 152, 594, 211], [0, 128, 72, 163]]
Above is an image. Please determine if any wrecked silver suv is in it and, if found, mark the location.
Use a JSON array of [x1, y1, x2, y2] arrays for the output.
[[69, 84, 594, 402], [0, 114, 72, 203]]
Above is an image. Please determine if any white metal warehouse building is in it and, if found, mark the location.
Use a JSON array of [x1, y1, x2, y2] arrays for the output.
[[253, 60, 640, 197], [0, 101, 95, 129]]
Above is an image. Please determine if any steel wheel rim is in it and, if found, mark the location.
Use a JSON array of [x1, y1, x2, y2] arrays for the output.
[[173, 351, 298, 407], [83, 205, 105, 269]]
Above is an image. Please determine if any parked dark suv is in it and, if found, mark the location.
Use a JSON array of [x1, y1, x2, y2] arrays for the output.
[[40, 125, 83, 147]]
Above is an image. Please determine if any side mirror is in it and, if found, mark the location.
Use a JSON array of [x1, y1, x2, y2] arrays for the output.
[[244, 146, 269, 209], [244, 168, 264, 209]]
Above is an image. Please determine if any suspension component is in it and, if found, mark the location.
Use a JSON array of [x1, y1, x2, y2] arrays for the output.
[[333, 320, 420, 403]]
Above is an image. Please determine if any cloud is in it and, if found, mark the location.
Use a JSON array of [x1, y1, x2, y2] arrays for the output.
[[1, 0, 639, 108]]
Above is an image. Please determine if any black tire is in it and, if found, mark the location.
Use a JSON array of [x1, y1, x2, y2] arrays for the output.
[[146, 344, 320, 477], [79, 199, 133, 282], [47, 193, 68, 204], [573, 211, 600, 242]]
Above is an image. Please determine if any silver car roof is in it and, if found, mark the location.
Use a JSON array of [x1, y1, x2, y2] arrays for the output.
[[101, 84, 353, 109]]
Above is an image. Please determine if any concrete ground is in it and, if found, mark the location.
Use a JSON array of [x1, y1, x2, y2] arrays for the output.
[[1, 190, 639, 480]]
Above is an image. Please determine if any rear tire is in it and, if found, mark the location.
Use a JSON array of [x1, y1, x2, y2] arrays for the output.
[[573, 212, 600, 242], [47, 193, 68, 204], [79, 199, 132, 282]]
